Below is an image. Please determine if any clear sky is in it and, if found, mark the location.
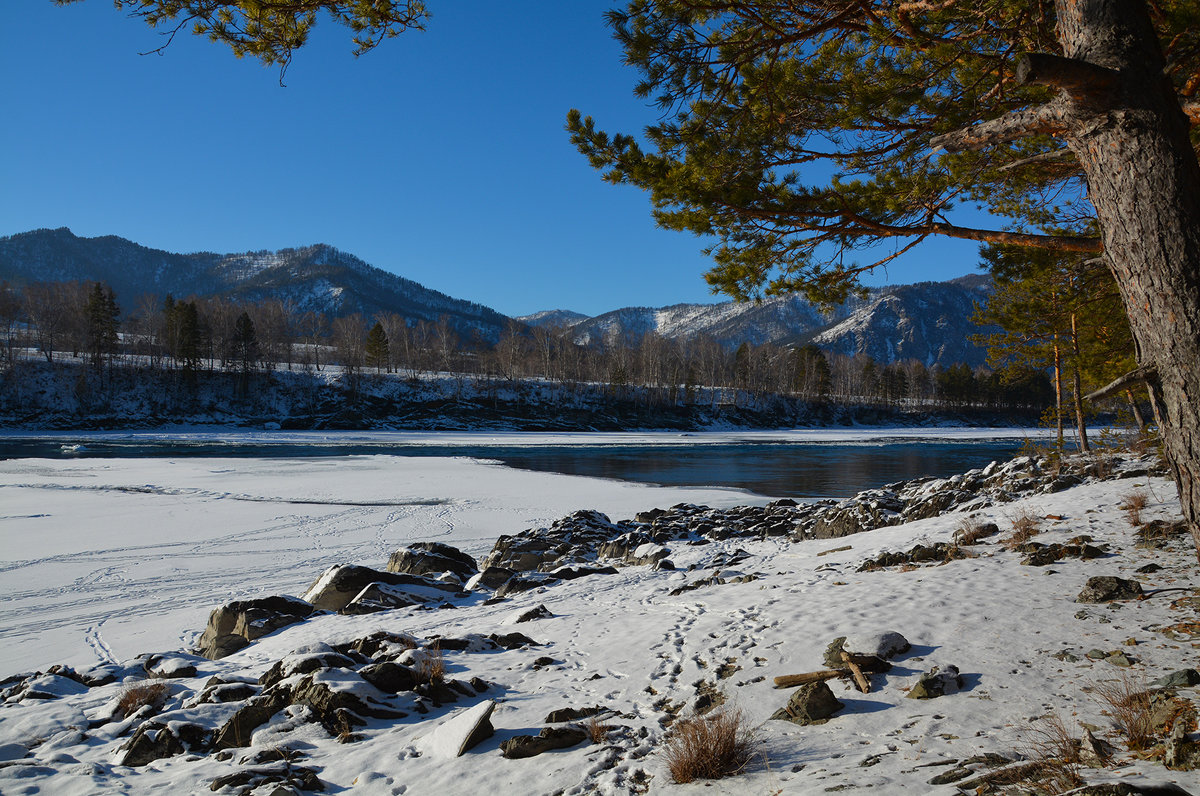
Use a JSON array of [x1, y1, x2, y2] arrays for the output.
[[1, 0, 986, 317]]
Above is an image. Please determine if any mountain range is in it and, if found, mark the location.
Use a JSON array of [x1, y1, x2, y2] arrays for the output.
[[1, 228, 994, 366], [519, 275, 994, 367]]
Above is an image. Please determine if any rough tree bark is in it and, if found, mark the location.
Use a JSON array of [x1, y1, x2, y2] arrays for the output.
[[939, 0, 1200, 559], [1052, 0, 1200, 558]]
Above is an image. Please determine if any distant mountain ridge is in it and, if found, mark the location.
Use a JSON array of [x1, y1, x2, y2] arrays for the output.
[[0, 228, 510, 341], [2, 228, 993, 366], [521, 274, 994, 367]]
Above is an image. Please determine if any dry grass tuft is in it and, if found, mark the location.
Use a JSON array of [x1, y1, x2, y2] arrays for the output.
[[416, 642, 446, 685], [953, 516, 996, 546], [1003, 508, 1042, 549], [116, 681, 170, 718], [1092, 672, 1155, 751], [663, 707, 756, 784], [1119, 489, 1149, 528], [585, 714, 612, 744], [1008, 713, 1087, 795]]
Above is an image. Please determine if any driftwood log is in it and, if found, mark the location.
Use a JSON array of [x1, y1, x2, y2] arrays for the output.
[[773, 652, 891, 691]]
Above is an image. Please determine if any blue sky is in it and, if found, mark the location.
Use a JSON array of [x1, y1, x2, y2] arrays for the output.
[[1, 0, 985, 317]]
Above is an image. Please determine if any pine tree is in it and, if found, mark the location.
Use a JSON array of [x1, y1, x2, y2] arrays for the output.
[[84, 282, 120, 371], [364, 321, 390, 373], [567, 0, 1200, 557], [231, 311, 259, 374]]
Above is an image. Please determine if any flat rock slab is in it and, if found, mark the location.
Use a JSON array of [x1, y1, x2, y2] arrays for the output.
[[420, 700, 496, 758]]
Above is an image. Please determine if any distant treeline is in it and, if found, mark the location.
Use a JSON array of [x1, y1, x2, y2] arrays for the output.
[[0, 279, 1054, 413]]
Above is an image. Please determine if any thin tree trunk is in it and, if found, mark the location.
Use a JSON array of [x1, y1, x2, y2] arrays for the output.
[[1055, 0, 1200, 558], [1052, 335, 1064, 454], [1125, 388, 1146, 433], [1069, 313, 1089, 453]]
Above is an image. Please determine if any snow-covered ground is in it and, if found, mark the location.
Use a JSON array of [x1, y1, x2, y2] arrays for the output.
[[1, 444, 1197, 794], [0, 453, 764, 676]]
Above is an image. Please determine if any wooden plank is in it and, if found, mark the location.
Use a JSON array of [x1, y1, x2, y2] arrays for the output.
[[772, 669, 847, 689]]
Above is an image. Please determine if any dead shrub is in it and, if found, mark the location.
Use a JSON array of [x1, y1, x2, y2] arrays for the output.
[[1003, 508, 1042, 550], [1092, 672, 1154, 751], [1119, 489, 1149, 528], [415, 642, 445, 685], [116, 681, 170, 718], [585, 714, 612, 744], [663, 707, 755, 784], [954, 516, 997, 546]]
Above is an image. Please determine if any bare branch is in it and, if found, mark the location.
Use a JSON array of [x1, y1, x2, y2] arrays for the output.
[[930, 102, 1070, 153], [998, 148, 1075, 172], [1085, 365, 1159, 402]]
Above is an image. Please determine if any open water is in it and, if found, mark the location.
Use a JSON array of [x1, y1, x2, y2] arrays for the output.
[[0, 432, 1035, 499]]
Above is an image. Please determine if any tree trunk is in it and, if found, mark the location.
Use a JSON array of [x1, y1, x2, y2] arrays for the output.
[[1125, 388, 1146, 433], [1055, 0, 1200, 559], [1052, 335, 1065, 453], [1069, 313, 1089, 453]]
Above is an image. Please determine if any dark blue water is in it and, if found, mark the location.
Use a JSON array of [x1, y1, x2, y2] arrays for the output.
[[0, 435, 1030, 498]]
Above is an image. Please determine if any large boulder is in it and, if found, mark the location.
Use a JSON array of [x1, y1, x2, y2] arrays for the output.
[[195, 596, 317, 660], [387, 542, 477, 583], [300, 565, 461, 613]]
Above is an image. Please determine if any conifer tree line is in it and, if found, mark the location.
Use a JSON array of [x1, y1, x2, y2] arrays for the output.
[[0, 277, 1143, 419]]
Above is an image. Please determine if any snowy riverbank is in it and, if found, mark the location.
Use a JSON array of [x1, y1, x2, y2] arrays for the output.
[[1, 451, 1197, 794]]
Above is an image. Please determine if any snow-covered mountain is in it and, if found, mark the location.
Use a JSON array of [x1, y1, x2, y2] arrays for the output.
[[0, 228, 511, 341], [2, 228, 994, 364], [531, 275, 994, 367]]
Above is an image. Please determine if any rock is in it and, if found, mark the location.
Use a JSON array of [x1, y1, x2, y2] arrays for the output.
[[466, 566, 516, 590], [1165, 718, 1200, 771], [144, 654, 202, 679], [507, 604, 553, 624], [771, 681, 845, 725], [290, 670, 407, 723], [213, 692, 290, 749], [500, 725, 588, 759], [487, 632, 539, 649], [195, 596, 317, 660], [843, 631, 910, 660], [358, 662, 417, 694], [544, 706, 604, 723], [1151, 669, 1200, 689], [494, 575, 560, 599], [340, 582, 428, 615], [625, 543, 671, 566], [1076, 576, 1144, 603], [259, 649, 357, 688], [118, 721, 212, 766], [387, 542, 477, 582], [300, 565, 460, 613], [419, 700, 496, 758], [907, 664, 963, 699], [208, 766, 324, 794], [547, 564, 619, 580]]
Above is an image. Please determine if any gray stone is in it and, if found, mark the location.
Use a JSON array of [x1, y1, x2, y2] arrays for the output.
[[195, 596, 317, 660], [387, 542, 477, 582], [1076, 575, 1144, 603], [119, 721, 212, 766], [1152, 669, 1200, 689], [500, 725, 588, 758], [511, 604, 554, 623], [907, 665, 963, 699], [421, 700, 496, 758], [771, 681, 845, 725], [300, 565, 460, 613]]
